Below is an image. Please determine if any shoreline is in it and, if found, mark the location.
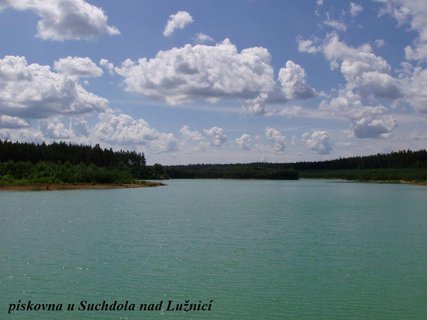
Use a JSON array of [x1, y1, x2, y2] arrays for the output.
[[370, 179, 427, 186], [301, 178, 427, 186], [1, 179, 425, 191], [0, 181, 164, 191]]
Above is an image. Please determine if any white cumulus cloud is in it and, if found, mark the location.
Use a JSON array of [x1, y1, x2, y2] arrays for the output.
[[235, 133, 252, 150], [265, 127, 286, 153], [303, 130, 333, 154], [405, 67, 427, 113], [297, 38, 320, 54], [0, 55, 108, 119], [40, 117, 73, 139], [163, 11, 193, 37], [180, 125, 204, 142], [93, 112, 177, 153], [0, 114, 30, 128], [194, 32, 214, 44], [351, 116, 396, 139], [278, 60, 316, 100], [54, 56, 103, 78], [99, 59, 115, 75], [115, 39, 275, 108], [179, 125, 207, 153], [321, 33, 403, 104], [379, 0, 427, 61], [204, 126, 227, 147], [0, 0, 120, 41]]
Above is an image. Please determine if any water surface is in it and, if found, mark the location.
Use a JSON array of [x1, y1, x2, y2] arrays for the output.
[[1, 180, 426, 319]]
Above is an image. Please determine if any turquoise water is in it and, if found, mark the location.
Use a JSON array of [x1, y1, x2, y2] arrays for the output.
[[1, 179, 426, 319]]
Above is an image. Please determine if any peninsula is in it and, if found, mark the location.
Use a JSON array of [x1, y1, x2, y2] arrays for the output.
[[0, 140, 161, 190]]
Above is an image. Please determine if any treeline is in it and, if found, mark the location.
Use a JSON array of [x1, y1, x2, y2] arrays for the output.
[[162, 149, 427, 182], [0, 140, 148, 180], [293, 149, 427, 182], [291, 149, 427, 170], [0, 140, 150, 185], [0, 139, 145, 168], [164, 163, 298, 180], [0, 161, 135, 185], [1, 139, 426, 184]]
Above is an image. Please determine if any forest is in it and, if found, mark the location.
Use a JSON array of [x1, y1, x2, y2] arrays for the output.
[[164, 163, 298, 180], [1, 139, 426, 185], [0, 140, 148, 185], [164, 149, 427, 182], [293, 149, 427, 182]]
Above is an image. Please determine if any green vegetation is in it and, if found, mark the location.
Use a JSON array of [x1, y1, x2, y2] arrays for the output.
[[293, 150, 427, 183], [0, 161, 135, 186], [0, 140, 148, 186], [164, 163, 298, 180], [163, 149, 427, 183], [1, 139, 426, 185], [290, 149, 427, 171]]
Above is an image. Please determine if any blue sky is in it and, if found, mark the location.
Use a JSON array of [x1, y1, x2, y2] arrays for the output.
[[0, 0, 426, 164]]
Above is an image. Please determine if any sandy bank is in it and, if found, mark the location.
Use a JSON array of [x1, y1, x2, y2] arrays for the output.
[[0, 181, 164, 191]]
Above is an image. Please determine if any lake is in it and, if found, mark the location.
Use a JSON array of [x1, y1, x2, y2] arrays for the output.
[[1, 179, 426, 319]]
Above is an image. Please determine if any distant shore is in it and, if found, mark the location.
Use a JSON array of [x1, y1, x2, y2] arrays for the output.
[[0, 181, 164, 191], [368, 179, 427, 186]]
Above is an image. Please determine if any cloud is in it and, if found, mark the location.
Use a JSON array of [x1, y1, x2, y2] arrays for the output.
[[278, 60, 316, 100], [379, 0, 427, 61], [351, 116, 396, 138], [163, 11, 193, 37], [71, 117, 89, 136], [115, 39, 275, 108], [320, 88, 397, 136], [40, 117, 73, 139], [0, 55, 108, 119], [406, 67, 427, 113], [350, 3, 363, 17], [115, 40, 317, 116], [303, 130, 333, 154], [0, 115, 30, 128], [235, 133, 252, 150], [320, 33, 427, 116], [93, 111, 177, 153], [180, 125, 204, 142], [323, 15, 347, 31], [265, 127, 286, 153], [323, 33, 389, 74], [178, 125, 207, 153], [204, 126, 227, 147], [267, 105, 304, 117], [194, 32, 214, 44], [322, 33, 403, 100], [1, 127, 45, 143], [99, 59, 115, 75], [299, 33, 406, 139], [54, 56, 103, 77], [297, 37, 320, 54], [0, 0, 120, 41], [241, 93, 269, 115]]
